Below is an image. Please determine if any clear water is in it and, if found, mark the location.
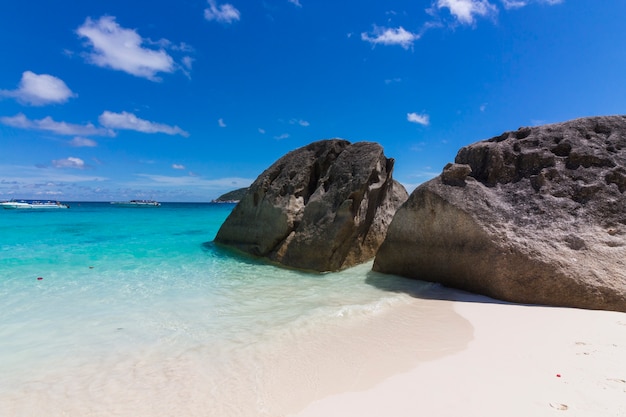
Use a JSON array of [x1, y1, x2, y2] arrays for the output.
[[0, 202, 449, 416]]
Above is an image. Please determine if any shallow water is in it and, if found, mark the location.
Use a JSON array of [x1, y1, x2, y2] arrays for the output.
[[0, 202, 467, 416]]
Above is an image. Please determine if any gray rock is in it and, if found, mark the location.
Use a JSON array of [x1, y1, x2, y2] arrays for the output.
[[374, 116, 626, 312], [215, 139, 408, 271]]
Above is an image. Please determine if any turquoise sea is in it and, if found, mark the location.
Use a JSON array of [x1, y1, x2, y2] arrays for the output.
[[0, 202, 455, 416]]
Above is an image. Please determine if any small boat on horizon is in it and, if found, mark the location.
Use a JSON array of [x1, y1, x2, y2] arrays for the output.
[[110, 200, 161, 207], [1, 199, 70, 209]]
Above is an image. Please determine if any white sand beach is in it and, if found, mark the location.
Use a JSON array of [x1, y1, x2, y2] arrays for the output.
[[292, 291, 626, 417], [2, 267, 624, 417]]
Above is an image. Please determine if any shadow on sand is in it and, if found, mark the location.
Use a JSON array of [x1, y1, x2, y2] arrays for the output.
[[364, 268, 515, 306]]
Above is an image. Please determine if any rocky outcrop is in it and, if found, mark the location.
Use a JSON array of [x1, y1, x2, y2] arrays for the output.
[[215, 139, 408, 272], [374, 115, 626, 312]]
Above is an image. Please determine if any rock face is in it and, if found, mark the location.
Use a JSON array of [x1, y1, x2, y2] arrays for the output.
[[374, 116, 626, 312], [215, 139, 408, 272]]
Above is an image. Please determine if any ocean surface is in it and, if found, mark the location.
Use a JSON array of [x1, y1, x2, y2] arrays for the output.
[[0, 202, 454, 416]]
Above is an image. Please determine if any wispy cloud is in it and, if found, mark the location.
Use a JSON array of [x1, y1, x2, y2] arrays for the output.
[[289, 118, 310, 127], [69, 137, 98, 147], [52, 157, 86, 169], [172, 164, 186, 170], [361, 26, 420, 49], [0, 163, 112, 200], [204, 0, 241, 23], [0, 164, 107, 183], [0, 113, 113, 136], [98, 111, 189, 137], [274, 133, 290, 140], [500, 0, 527, 8], [407, 112, 430, 126], [1, 112, 188, 138], [288, 0, 302, 7], [501, 0, 564, 8], [218, 118, 227, 127], [409, 141, 428, 152], [181, 56, 194, 71], [76, 16, 177, 81], [133, 173, 252, 189], [385, 78, 403, 85], [0, 71, 77, 106], [0, 164, 247, 201]]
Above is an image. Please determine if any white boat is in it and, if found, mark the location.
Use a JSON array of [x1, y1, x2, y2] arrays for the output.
[[110, 200, 161, 207], [1, 199, 70, 209]]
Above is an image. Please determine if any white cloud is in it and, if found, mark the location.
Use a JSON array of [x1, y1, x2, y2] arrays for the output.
[[218, 118, 227, 127], [361, 26, 419, 49], [133, 173, 252, 189], [0, 163, 112, 200], [409, 141, 428, 152], [152, 38, 193, 53], [437, 0, 498, 25], [0, 113, 113, 136], [52, 157, 86, 169], [69, 137, 98, 147], [501, 0, 565, 8], [172, 164, 186, 170], [204, 0, 241, 23], [258, 128, 266, 134], [289, 118, 310, 127], [0, 71, 77, 106], [433, 0, 563, 22], [98, 111, 189, 137], [274, 133, 290, 140], [288, 0, 302, 7], [501, 0, 527, 8], [181, 56, 194, 70], [385, 78, 402, 85], [0, 164, 107, 183], [76, 16, 176, 81], [407, 112, 430, 126], [363, 0, 563, 49]]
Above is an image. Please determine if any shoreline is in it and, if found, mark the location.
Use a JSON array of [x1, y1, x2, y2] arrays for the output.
[[292, 290, 626, 417], [2, 270, 624, 416], [261, 292, 473, 415]]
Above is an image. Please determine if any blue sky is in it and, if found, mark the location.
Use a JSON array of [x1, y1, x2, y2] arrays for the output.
[[1, 1, 625, 202]]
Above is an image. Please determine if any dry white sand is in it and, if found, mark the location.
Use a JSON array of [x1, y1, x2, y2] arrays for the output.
[[292, 291, 626, 417]]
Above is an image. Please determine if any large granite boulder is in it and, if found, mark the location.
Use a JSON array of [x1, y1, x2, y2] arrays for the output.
[[374, 115, 626, 312], [215, 139, 408, 272]]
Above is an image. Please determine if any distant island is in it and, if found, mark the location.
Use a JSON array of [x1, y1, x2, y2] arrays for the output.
[[212, 187, 249, 203]]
